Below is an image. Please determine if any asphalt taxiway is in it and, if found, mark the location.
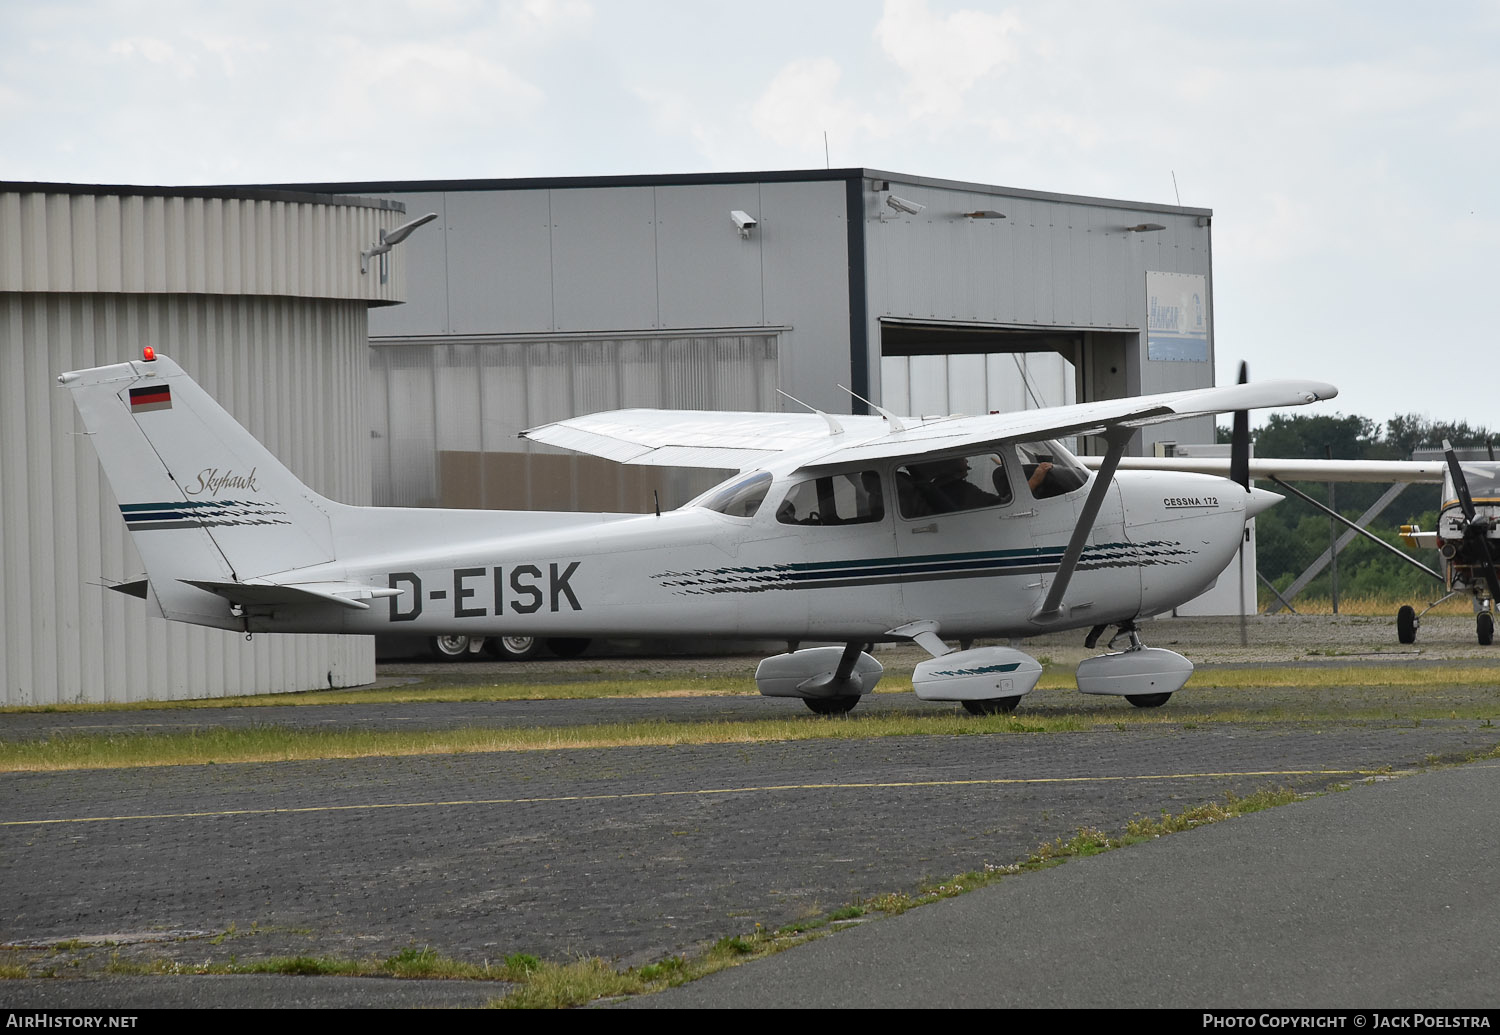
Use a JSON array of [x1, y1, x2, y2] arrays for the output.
[[4, 618, 1499, 1008]]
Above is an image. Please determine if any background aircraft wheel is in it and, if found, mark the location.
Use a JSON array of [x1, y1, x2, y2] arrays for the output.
[[804, 695, 859, 716], [962, 698, 1019, 716], [1125, 692, 1172, 708], [429, 634, 474, 661], [1479, 613, 1494, 646], [1396, 606, 1417, 644], [546, 637, 591, 659], [488, 635, 542, 661]]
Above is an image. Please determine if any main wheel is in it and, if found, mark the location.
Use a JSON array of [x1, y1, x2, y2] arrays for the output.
[[1396, 605, 1417, 645], [804, 695, 859, 716], [488, 635, 542, 661], [430, 634, 473, 661], [962, 698, 1020, 716], [546, 637, 591, 659], [1125, 692, 1172, 708], [1479, 612, 1494, 646]]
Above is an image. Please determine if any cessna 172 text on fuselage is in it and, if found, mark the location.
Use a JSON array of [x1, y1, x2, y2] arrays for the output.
[[60, 352, 1335, 714]]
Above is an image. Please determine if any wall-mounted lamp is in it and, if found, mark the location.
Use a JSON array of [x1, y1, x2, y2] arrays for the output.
[[1126, 222, 1166, 233], [361, 212, 439, 282], [730, 209, 758, 239], [962, 210, 1006, 220]]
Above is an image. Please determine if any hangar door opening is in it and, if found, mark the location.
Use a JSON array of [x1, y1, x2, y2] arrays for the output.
[[879, 323, 1141, 456], [878, 322, 1083, 418]]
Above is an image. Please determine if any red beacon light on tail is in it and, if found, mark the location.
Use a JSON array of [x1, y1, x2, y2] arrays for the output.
[[142, 347, 156, 362]]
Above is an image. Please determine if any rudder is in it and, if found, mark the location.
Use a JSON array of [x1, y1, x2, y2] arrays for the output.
[[60, 352, 339, 629]]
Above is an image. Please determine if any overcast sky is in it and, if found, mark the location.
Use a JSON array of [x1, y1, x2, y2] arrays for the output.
[[4, 1, 1496, 433]]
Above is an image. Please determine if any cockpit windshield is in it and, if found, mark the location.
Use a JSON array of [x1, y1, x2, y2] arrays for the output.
[[690, 471, 773, 518]]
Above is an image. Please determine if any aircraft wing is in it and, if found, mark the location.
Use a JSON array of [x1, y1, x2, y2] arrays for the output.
[[1081, 457, 1447, 483], [522, 380, 1337, 470], [520, 409, 890, 469]]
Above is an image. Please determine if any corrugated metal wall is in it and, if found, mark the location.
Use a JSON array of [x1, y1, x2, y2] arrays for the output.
[[0, 184, 404, 704], [0, 294, 374, 705], [371, 333, 778, 512], [0, 190, 404, 304]]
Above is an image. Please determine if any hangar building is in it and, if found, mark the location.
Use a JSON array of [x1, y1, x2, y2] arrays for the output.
[[290, 169, 1216, 515], [0, 182, 412, 704]]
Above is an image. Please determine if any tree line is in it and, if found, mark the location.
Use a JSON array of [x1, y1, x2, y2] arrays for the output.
[[1216, 413, 1497, 603]]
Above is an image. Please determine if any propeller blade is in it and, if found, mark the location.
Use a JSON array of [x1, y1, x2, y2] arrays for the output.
[[1229, 361, 1250, 490], [1443, 439, 1477, 523]]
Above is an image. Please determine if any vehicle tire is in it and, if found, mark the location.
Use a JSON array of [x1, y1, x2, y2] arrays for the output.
[[803, 695, 859, 716], [1396, 605, 1417, 645], [1479, 612, 1494, 646], [545, 637, 591, 659], [1125, 692, 1172, 708], [429, 634, 473, 661], [487, 635, 543, 661], [962, 698, 1020, 716]]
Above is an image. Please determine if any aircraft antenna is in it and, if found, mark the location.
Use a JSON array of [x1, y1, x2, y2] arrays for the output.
[[836, 384, 907, 433], [776, 388, 845, 436], [1172, 170, 1181, 207]]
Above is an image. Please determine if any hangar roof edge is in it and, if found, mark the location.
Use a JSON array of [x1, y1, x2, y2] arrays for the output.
[[254, 167, 1210, 218], [0, 180, 405, 212]]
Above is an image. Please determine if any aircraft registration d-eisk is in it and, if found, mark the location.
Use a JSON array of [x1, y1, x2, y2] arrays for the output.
[[60, 351, 1336, 714]]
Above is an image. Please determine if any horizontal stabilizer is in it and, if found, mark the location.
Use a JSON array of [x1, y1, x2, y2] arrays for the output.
[[183, 580, 403, 611], [107, 579, 150, 599]]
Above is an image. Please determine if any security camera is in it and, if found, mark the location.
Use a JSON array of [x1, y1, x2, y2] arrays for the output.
[[885, 195, 925, 215], [731, 210, 757, 238]]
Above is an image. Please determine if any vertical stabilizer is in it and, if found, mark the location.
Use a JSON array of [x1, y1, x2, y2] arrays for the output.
[[60, 353, 339, 628]]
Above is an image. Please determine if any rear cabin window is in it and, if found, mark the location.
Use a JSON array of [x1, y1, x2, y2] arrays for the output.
[[775, 471, 885, 526], [896, 453, 1011, 518]]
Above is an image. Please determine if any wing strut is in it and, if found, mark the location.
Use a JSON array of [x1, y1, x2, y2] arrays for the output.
[[1031, 428, 1132, 623]]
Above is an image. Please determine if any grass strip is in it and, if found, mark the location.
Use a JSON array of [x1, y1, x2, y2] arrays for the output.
[[0, 713, 1092, 772], [7, 662, 1500, 717]]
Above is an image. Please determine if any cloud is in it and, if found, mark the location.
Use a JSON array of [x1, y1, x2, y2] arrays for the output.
[[874, 0, 1020, 121], [749, 57, 884, 152]]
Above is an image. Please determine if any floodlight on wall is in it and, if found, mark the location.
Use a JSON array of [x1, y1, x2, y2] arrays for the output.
[[1126, 222, 1166, 233], [361, 212, 439, 281], [885, 194, 925, 215], [730, 209, 758, 239], [962, 210, 1006, 220]]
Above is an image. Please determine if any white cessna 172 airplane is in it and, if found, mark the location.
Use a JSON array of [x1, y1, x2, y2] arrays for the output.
[[60, 350, 1335, 715]]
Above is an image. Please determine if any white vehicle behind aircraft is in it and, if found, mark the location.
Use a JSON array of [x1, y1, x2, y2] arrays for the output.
[[60, 351, 1336, 714]]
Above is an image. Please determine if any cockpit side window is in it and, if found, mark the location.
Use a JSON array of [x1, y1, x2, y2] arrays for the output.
[[896, 452, 1011, 518], [1016, 440, 1089, 499], [775, 471, 885, 526], [693, 471, 773, 518]]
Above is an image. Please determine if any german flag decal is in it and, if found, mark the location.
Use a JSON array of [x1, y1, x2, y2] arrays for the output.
[[129, 385, 172, 412]]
